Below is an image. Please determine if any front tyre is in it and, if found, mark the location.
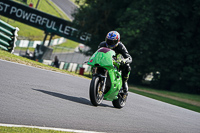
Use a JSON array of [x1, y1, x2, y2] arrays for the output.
[[89, 76, 104, 106], [112, 93, 127, 108]]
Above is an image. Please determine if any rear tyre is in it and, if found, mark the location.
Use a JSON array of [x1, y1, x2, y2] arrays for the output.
[[112, 92, 127, 109], [89, 76, 104, 106]]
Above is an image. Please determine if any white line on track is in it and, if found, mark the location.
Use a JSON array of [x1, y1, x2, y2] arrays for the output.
[[0, 123, 105, 133]]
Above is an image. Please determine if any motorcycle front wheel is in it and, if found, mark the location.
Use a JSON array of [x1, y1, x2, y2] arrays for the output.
[[89, 76, 104, 106]]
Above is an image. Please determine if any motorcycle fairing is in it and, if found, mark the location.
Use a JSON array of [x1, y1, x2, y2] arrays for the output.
[[104, 69, 122, 101], [88, 47, 115, 69]]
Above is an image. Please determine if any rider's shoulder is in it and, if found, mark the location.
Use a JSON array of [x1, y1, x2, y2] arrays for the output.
[[117, 42, 126, 48], [99, 41, 106, 48], [100, 41, 106, 45]]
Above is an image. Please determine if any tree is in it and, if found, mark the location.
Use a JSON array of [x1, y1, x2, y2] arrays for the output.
[[72, 0, 131, 50], [73, 0, 200, 94], [118, 0, 200, 93]]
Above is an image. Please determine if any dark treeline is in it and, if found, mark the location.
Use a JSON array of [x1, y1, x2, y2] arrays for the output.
[[72, 0, 200, 94]]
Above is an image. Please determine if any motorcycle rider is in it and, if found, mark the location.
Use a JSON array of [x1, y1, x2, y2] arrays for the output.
[[98, 31, 132, 96]]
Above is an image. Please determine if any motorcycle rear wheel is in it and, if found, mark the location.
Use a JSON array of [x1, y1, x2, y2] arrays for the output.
[[112, 93, 127, 108], [89, 76, 104, 106]]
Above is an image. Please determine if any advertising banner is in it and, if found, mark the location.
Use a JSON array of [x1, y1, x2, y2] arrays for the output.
[[0, 0, 91, 43]]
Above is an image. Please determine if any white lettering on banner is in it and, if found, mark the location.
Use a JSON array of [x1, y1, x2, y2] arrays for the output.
[[64, 26, 70, 35], [0, 2, 3, 11], [59, 24, 76, 36], [59, 24, 91, 40], [0, 2, 10, 12], [59, 24, 64, 33], [52, 22, 57, 31], [46, 21, 57, 31], [71, 27, 78, 36], [35, 15, 42, 25], [22, 12, 31, 20], [80, 33, 91, 41], [16, 8, 23, 18], [10, 6, 17, 14], [41, 17, 48, 25], [5, 3, 10, 12], [30, 13, 36, 23]]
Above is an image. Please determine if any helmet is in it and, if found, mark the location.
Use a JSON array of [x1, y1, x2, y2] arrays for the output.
[[105, 31, 120, 49]]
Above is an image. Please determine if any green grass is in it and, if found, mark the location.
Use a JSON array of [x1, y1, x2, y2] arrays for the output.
[[50, 39, 79, 52], [54, 39, 79, 48], [0, 50, 84, 78], [129, 86, 200, 113], [131, 86, 200, 102], [15, 47, 35, 52], [0, 126, 72, 133], [0, 50, 90, 79]]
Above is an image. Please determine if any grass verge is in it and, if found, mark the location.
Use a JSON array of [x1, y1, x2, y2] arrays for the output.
[[0, 50, 89, 80], [53, 39, 79, 48], [0, 126, 72, 133], [129, 86, 200, 113]]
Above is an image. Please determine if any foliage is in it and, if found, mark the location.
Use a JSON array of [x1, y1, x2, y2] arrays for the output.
[[73, 0, 200, 94]]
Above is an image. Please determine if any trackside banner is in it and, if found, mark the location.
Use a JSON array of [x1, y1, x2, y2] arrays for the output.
[[0, 0, 91, 43]]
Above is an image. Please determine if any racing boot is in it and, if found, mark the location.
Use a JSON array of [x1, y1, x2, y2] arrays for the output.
[[122, 81, 128, 93], [122, 76, 129, 97]]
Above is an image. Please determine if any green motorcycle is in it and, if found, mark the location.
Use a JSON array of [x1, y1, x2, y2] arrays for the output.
[[87, 47, 128, 108]]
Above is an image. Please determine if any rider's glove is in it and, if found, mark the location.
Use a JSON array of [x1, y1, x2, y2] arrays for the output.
[[121, 60, 125, 66], [120, 59, 128, 67], [121, 57, 132, 64], [121, 58, 129, 65]]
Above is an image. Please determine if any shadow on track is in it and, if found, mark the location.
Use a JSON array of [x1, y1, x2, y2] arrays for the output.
[[32, 88, 112, 108]]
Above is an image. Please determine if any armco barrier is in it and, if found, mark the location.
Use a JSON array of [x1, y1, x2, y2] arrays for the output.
[[0, 20, 19, 53]]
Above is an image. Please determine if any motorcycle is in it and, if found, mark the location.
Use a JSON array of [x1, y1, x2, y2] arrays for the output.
[[87, 47, 128, 108]]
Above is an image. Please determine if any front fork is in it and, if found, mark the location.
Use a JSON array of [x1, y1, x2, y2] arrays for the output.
[[101, 75, 107, 93], [92, 67, 108, 93]]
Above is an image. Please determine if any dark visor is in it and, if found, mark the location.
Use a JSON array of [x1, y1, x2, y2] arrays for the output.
[[106, 39, 115, 46]]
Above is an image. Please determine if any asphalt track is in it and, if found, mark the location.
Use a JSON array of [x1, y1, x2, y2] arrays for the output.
[[51, 0, 78, 21], [0, 59, 200, 133]]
